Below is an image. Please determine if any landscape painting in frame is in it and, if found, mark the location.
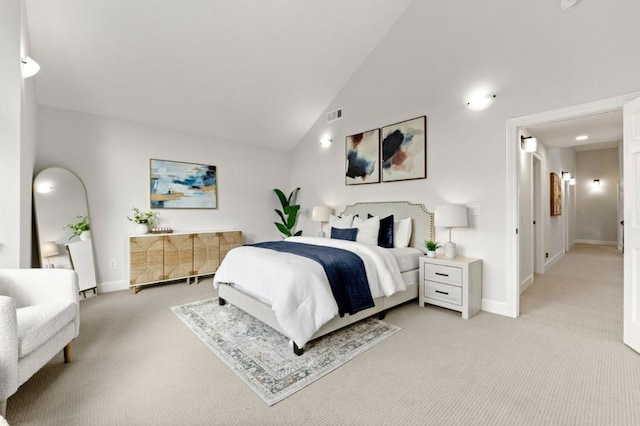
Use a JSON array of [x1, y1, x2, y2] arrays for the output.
[[381, 116, 427, 182], [150, 159, 217, 209], [345, 128, 380, 185]]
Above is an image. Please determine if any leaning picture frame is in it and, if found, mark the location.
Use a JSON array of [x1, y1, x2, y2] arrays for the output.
[[380, 116, 427, 182], [345, 128, 380, 185], [150, 159, 217, 209]]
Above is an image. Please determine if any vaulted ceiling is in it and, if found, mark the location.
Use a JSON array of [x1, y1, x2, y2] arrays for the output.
[[25, 0, 414, 150]]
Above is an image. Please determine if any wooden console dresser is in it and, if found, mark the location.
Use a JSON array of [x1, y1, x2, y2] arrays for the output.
[[128, 230, 242, 294]]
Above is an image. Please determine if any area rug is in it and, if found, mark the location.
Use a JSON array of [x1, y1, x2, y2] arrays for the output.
[[171, 298, 400, 406]]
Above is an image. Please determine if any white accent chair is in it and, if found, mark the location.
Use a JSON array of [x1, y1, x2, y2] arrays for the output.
[[0, 269, 80, 417]]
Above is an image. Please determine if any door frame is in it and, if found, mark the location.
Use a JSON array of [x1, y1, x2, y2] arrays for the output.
[[505, 92, 640, 318], [532, 153, 544, 274]]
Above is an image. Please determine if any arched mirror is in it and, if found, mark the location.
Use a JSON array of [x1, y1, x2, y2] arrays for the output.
[[33, 167, 97, 297]]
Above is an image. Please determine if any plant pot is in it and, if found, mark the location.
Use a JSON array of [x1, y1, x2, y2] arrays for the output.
[[135, 224, 150, 235], [79, 230, 91, 241], [427, 250, 436, 258]]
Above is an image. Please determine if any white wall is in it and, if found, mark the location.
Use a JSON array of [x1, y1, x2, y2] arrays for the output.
[[36, 106, 292, 291], [0, 0, 37, 268], [290, 0, 640, 314], [545, 147, 576, 263], [575, 148, 619, 244]]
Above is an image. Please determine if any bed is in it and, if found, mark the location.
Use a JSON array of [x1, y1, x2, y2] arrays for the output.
[[214, 201, 434, 355]]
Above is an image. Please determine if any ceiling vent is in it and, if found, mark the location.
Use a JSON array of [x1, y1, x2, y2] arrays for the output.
[[327, 108, 343, 123]]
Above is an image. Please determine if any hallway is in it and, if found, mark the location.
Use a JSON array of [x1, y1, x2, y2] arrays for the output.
[[521, 243, 623, 340]]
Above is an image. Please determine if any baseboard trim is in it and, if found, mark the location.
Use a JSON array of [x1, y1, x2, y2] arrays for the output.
[[98, 280, 128, 293], [574, 239, 618, 246], [482, 298, 511, 317], [545, 251, 564, 271], [520, 275, 534, 294]]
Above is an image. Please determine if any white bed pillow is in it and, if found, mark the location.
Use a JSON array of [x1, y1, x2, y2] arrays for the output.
[[394, 217, 412, 248], [353, 215, 380, 246], [328, 213, 354, 230]]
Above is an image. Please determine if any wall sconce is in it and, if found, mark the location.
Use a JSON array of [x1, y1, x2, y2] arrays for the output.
[[466, 94, 496, 111], [520, 136, 537, 152], [21, 56, 40, 79], [569, 178, 576, 186], [562, 171, 571, 181], [593, 179, 601, 187], [320, 136, 332, 148]]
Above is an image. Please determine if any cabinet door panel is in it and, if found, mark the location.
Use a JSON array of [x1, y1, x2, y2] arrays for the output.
[[164, 234, 194, 279], [193, 233, 220, 274], [130, 236, 164, 284], [220, 231, 242, 261]]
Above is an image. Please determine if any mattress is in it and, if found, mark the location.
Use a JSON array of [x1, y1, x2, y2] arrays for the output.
[[388, 247, 422, 273]]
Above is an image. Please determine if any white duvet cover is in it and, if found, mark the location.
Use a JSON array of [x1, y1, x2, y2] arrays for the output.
[[213, 236, 405, 347]]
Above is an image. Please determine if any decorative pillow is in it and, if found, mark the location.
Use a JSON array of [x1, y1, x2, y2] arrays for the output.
[[394, 217, 412, 248], [369, 214, 394, 248], [330, 227, 358, 241], [328, 213, 354, 230], [353, 215, 380, 246]]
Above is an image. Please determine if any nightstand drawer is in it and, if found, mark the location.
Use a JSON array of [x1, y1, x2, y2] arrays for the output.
[[424, 263, 462, 286], [425, 281, 462, 306]]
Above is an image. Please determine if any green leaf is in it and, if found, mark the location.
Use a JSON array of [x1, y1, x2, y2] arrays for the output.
[[284, 205, 300, 228], [293, 230, 302, 236], [275, 222, 291, 237], [274, 209, 286, 224], [273, 189, 288, 208], [287, 187, 300, 205]]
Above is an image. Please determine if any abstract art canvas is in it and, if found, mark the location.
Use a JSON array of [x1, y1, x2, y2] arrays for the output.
[[550, 172, 562, 216], [345, 128, 380, 185], [381, 116, 427, 182], [150, 159, 217, 209]]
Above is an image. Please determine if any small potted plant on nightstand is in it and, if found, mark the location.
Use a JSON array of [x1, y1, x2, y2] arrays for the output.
[[424, 240, 441, 258]]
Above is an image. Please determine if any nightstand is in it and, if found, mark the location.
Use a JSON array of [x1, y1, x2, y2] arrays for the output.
[[418, 255, 482, 319]]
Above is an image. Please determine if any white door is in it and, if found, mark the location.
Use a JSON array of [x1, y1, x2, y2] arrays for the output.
[[623, 96, 640, 353]]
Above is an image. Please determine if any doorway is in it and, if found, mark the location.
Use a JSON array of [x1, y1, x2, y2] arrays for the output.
[[505, 93, 639, 318]]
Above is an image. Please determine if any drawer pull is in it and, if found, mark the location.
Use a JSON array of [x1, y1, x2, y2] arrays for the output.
[[435, 272, 449, 277], [435, 290, 449, 295]]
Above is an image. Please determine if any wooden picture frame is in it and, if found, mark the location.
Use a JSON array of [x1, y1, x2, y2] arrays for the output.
[[345, 128, 380, 185], [150, 159, 217, 209], [550, 172, 562, 216], [381, 116, 427, 182]]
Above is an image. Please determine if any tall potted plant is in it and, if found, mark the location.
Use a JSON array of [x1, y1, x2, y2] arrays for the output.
[[273, 188, 302, 238]]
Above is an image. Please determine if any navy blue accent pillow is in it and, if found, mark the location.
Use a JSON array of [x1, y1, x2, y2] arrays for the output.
[[330, 227, 358, 241], [369, 214, 394, 248]]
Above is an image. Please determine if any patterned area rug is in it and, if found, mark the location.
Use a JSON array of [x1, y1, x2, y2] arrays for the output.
[[171, 298, 400, 405]]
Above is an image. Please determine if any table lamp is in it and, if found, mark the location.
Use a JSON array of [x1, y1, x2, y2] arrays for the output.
[[311, 206, 332, 237], [434, 205, 468, 258], [41, 241, 59, 268]]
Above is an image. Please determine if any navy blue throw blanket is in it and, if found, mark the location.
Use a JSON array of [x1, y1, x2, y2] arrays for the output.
[[251, 241, 374, 316]]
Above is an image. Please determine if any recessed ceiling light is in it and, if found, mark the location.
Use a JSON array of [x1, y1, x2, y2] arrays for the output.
[[575, 135, 588, 141]]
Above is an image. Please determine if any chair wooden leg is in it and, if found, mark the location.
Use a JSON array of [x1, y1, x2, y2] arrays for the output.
[[1, 399, 7, 417], [63, 343, 72, 363]]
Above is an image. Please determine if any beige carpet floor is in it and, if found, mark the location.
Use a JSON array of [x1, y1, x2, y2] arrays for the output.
[[6, 244, 640, 425]]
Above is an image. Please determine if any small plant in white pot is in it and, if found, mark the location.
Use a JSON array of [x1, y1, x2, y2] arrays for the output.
[[424, 240, 441, 258], [128, 207, 158, 234]]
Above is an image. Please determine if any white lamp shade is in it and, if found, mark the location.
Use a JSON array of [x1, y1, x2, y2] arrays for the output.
[[312, 206, 332, 222], [41, 241, 59, 257], [434, 205, 468, 228]]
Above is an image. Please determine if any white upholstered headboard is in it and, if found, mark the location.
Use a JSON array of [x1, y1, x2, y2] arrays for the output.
[[340, 201, 434, 250]]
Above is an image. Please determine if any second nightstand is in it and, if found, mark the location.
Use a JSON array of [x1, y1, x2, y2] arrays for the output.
[[418, 255, 482, 319]]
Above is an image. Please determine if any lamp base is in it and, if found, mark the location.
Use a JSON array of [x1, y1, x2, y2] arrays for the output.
[[317, 231, 325, 238], [444, 242, 456, 258]]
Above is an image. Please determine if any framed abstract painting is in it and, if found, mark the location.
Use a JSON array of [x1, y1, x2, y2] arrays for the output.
[[150, 159, 217, 209], [550, 172, 562, 216], [345, 128, 380, 185], [380, 116, 427, 182]]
